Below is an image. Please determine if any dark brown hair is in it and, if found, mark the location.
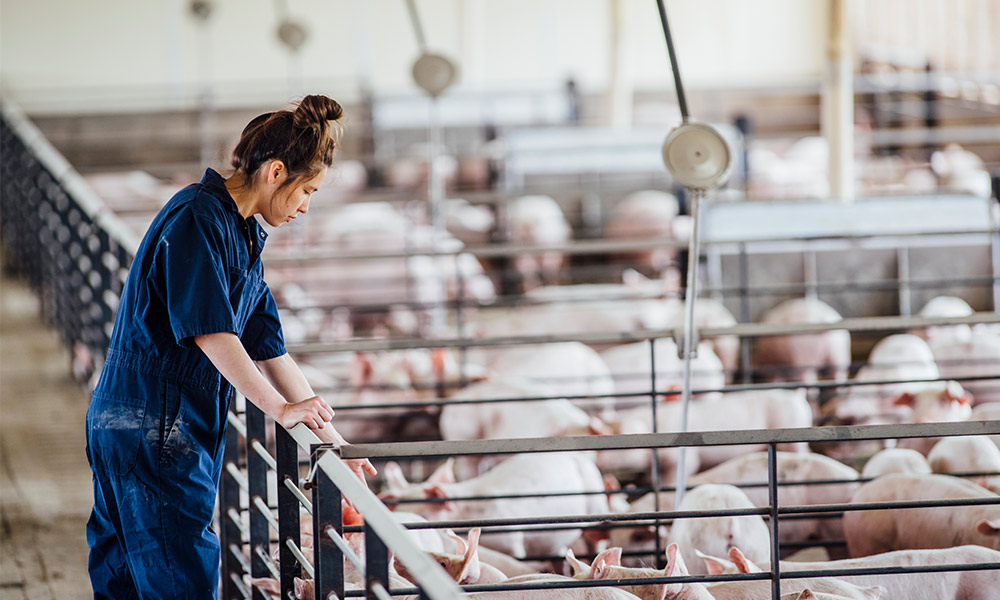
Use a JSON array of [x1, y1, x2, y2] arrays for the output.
[[231, 95, 344, 186]]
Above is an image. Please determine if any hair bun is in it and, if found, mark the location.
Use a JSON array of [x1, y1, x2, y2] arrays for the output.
[[293, 94, 344, 129]]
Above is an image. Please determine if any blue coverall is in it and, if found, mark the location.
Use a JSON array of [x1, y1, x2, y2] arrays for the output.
[[86, 169, 286, 598]]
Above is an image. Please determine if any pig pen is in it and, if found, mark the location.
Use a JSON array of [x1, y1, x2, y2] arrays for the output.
[[217, 310, 1000, 599], [225, 198, 1000, 597], [219, 390, 1000, 600]]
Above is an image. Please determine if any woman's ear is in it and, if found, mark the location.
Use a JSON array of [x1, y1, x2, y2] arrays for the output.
[[266, 159, 287, 184]]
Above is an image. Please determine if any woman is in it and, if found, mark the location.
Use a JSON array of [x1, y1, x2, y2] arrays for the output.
[[85, 95, 374, 598]]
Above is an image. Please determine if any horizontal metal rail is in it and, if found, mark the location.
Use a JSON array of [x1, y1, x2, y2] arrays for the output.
[[264, 227, 997, 264], [319, 373, 1000, 413], [277, 273, 997, 316], [289, 312, 1000, 353], [362, 496, 1000, 536], [385, 468, 1000, 507], [340, 420, 1000, 460]]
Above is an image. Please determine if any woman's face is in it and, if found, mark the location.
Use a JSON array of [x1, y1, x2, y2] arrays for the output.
[[261, 166, 327, 227]]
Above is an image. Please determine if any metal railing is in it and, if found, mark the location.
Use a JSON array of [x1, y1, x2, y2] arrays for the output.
[[221, 414, 1000, 599], [221, 400, 466, 600], [0, 98, 140, 380]]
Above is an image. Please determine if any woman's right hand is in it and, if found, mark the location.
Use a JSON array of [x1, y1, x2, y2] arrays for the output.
[[278, 395, 334, 430]]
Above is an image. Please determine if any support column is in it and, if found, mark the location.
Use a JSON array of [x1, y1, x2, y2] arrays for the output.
[[823, 0, 855, 202]]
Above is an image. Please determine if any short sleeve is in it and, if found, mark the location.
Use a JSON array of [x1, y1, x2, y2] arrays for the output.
[[149, 207, 237, 347], [241, 285, 287, 361]]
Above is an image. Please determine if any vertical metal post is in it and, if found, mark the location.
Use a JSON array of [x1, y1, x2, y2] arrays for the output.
[[365, 522, 391, 599], [246, 404, 269, 600], [276, 426, 302, 597], [991, 223, 1000, 312], [738, 242, 752, 385], [456, 258, 468, 389], [219, 405, 243, 600], [767, 444, 781, 600], [674, 191, 703, 511], [803, 248, 819, 299], [648, 338, 664, 569], [896, 246, 912, 317], [312, 447, 345, 600]]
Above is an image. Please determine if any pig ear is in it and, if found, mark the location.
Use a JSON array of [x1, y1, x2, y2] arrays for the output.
[[590, 547, 622, 579], [893, 392, 916, 408], [350, 352, 373, 387], [457, 528, 481, 584], [977, 518, 1000, 536], [862, 586, 886, 600], [564, 548, 590, 576], [588, 416, 611, 435], [664, 543, 689, 576], [942, 383, 973, 405], [293, 577, 306, 599], [728, 546, 762, 574], [447, 530, 467, 555], [430, 348, 452, 381], [428, 458, 456, 485], [382, 461, 408, 491], [622, 268, 649, 289], [425, 485, 455, 511], [794, 591, 817, 600], [661, 384, 682, 402], [695, 549, 733, 575]]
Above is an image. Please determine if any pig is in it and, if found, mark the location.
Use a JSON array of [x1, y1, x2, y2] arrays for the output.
[[928, 436, 1000, 494], [653, 297, 741, 384], [860, 448, 931, 479], [706, 571, 883, 599], [439, 378, 608, 477], [600, 338, 726, 400], [599, 388, 813, 477], [915, 296, 974, 345], [566, 543, 716, 600], [754, 298, 851, 386], [440, 378, 608, 441], [602, 190, 681, 274], [893, 382, 974, 455], [506, 194, 572, 290], [465, 577, 644, 600], [498, 280, 668, 340], [395, 528, 507, 585], [971, 403, 1000, 448], [720, 543, 1000, 600], [931, 329, 1000, 405], [833, 334, 941, 423], [668, 484, 771, 575], [444, 197, 495, 246], [378, 453, 609, 558], [843, 473, 1000, 556], [617, 270, 740, 379], [487, 342, 616, 415], [611, 451, 859, 560]]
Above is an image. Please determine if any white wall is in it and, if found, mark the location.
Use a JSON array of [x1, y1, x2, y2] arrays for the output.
[[0, 0, 827, 114]]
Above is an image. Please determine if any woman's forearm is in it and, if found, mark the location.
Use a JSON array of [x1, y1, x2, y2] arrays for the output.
[[195, 332, 286, 417], [257, 353, 347, 445], [194, 332, 332, 429]]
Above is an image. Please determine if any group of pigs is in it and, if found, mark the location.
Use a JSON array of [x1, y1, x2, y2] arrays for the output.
[[247, 190, 1000, 598], [246, 291, 999, 599], [249, 447, 999, 599]]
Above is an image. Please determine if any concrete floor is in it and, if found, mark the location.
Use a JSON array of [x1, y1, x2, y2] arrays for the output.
[[1, 272, 93, 599]]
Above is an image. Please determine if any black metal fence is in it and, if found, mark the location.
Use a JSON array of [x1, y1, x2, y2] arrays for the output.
[[0, 99, 138, 381]]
